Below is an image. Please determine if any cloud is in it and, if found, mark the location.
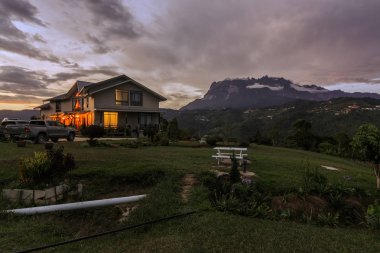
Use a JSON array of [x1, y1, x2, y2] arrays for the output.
[[0, 0, 66, 64], [0, 66, 47, 88], [0, 94, 42, 104], [160, 82, 203, 109], [0, 38, 61, 63], [0, 0, 45, 26], [83, 0, 140, 39], [45, 67, 120, 83], [119, 0, 380, 90]]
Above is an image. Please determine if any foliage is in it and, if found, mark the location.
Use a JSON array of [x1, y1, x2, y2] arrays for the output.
[[317, 212, 340, 227], [352, 124, 380, 163], [366, 202, 380, 230], [301, 166, 328, 195], [292, 119, 315, 150], [19, 146, 75, 186], [81, 125, 105, 142], [19, 152, 51, 185], [211, 177, 271, 218], [318, 142, 337, 155], [167, 118, 180, 141], [352, 123, 380, 189], [229, 153, 241, 184], [204, 135, 216, 146]]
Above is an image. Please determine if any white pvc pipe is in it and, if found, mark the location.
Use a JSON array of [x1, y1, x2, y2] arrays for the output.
[[6, 194, 146, 215]]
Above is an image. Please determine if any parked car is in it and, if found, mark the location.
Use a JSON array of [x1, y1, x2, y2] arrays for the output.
[[1, 120, 29, 140], [20, 120, 76, 144], [1, 117, 20, 123]]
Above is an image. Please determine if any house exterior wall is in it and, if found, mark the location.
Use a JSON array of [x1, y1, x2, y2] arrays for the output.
[[93, 82, 160, 112], [60, 100, 72, 112]]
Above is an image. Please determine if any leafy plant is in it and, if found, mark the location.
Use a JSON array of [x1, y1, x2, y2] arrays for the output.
[[229, 153, 241, 184], [19, 146, 76, 186], [366, 203, 380, 230], [205, 136, 217, 146], [81, 125, 105, 145], [317, 212, 340, 227], [19, 152, 51, 185], [302, 166, 328, 195]]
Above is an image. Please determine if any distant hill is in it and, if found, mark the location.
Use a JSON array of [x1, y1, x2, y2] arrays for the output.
[[181, 76, 380, 110], [0, 110, 39, 121], [163, 97, 380, 140]]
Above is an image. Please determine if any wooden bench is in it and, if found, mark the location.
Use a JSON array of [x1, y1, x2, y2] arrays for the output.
[[212, 147, 248, 165]]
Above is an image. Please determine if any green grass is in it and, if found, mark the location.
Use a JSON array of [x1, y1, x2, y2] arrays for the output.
[[0, 141, 379, 252]]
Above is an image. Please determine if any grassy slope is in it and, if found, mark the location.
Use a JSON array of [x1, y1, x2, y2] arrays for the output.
[[0, 141, 379, 252]]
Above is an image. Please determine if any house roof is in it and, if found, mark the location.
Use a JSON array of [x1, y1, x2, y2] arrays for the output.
[[84, 75, 167, 101], [44, 75, 166, 102], [45, 81, 94, 102], [34, 103, 51, 110]]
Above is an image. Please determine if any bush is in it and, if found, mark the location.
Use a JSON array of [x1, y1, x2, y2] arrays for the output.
[[20, 152, 51, 185], [206, 136, 218, 146], [366, 203, 380, 230], [19, 146, 76, 186], [229, 153, 241, 184], [81, 125, 105, 143]]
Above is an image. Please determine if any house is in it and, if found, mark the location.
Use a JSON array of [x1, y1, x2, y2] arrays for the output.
[[35, 75, 166, 132]]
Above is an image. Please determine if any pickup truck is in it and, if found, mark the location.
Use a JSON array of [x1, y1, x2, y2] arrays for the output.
[[0, 120, 29, 140], [21, 120, 76, 144]]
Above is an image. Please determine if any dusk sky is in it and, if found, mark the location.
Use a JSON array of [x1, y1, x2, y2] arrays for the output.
[[1, 0, 380, 110]]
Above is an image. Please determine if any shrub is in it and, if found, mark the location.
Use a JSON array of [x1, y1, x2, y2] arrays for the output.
[[206, 136, 218, 146], [229, 153, 241, 184], [20, 152, 51, 185], [366, 203, 380, 230], [19, 146, 76, 186], [81, 125, 105, 144]]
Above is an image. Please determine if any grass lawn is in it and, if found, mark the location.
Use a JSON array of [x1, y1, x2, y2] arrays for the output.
[[0, 141, 379, 252]]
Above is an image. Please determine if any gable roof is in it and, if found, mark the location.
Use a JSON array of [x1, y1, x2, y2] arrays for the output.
[[84, 75, 167, 101], [44, 75, 166, 102], [45, 81, 94, 102]]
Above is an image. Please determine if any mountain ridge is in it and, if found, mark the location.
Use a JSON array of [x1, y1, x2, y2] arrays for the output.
[[180, 76, 380, 110]]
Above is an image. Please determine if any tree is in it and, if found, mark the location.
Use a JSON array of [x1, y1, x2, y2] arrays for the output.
[[292, 119, 314, 150], [335, 133, 351, 157], [352, 124, 380, 189], [167, 118, 180, 141]]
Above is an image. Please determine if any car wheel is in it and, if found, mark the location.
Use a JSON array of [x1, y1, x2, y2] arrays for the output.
[[51, 138, 59, 143], [67, 132, 75, 142], [36, 133, 47, 144]]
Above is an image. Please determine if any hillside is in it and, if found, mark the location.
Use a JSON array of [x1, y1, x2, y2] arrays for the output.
[[181, 76, 380, 110], [162, 97, 380, 139]]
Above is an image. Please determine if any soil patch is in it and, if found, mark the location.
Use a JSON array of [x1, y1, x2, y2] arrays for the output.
[[181, 174, 199, 202]]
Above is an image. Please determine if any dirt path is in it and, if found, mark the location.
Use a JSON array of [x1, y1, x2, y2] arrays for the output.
[[181, 174, 198, 203]]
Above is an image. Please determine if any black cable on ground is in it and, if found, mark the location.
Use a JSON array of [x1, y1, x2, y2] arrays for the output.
[[14, 211, 197, 253]]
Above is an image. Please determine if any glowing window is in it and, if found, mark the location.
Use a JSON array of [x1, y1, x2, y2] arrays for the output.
[[103, 112, 118, 127], [115, 90, 129, 105]]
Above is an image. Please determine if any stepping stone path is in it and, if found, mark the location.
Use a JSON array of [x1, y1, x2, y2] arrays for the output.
[[181, 174, 198, 203]]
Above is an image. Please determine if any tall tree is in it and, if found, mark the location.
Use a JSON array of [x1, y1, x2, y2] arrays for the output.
[[292, 119, 314, 150], [352, 124, 380, 189]]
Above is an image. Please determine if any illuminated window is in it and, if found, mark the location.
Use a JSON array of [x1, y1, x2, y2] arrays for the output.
[[115, 90, 129, 105], [103, 112, 118, 127], [130, 91, 143, 106]]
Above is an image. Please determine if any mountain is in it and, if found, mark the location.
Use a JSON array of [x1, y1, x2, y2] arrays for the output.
[[0, 110, 39, 121], [181, 76, 380, 110]]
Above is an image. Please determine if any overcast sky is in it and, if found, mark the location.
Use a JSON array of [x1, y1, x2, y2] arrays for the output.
[[1, 0, 380, 110]]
